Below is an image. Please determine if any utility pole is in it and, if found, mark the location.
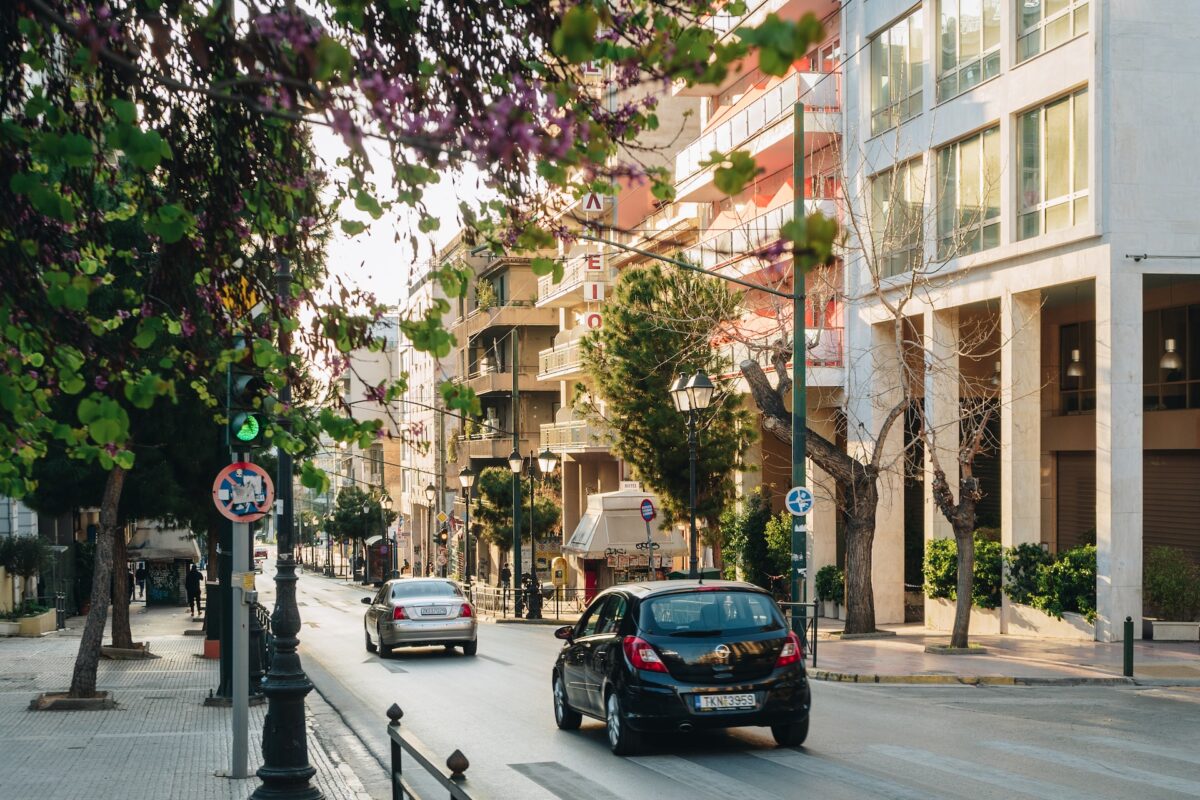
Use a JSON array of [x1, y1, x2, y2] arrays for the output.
[[511, 329, 523, 617], [251, 257, 322, 800], [790, 100, 808, 638]]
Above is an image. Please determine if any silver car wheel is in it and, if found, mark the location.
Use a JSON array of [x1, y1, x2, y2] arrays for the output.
[[606, 693, 620, 749], [554, 678, 566, 724]]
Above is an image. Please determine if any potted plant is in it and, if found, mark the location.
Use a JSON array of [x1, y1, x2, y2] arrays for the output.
[[2, 537, 55, 636], [1144, 546, 1200, 641], [814, 564, 844, 618]]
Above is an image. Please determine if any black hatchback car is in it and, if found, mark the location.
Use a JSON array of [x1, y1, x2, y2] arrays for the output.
[[551, 580, 810, 755]]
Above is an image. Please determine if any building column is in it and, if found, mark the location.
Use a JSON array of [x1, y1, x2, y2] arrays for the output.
[[1000, 290, 1042, 633], [923, 309, 959, 628], [807, 405, 839, 606], [869, 321, 906, 624], [1095, 271, 1143, 641]]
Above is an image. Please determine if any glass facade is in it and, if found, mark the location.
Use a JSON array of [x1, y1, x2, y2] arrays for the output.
[[871, 160, 925, 278], [871, 9, 925, 136], [1018, 88, 1089, 240], [938, 0, 1001, 102], [936, 126, 1000, 257], [1019, 0, 1089, 62]]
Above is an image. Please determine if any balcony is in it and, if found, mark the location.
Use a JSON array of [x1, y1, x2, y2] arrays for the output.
[[675, 72, 840, 203], [537, 253, 617, 308], [674, 0, 841, 96], [461, 432, 540, 461], [462, 366, 557, 396], [537, 339, 588, 381], [611, 203, 701, 268], [540, 418, 612, 454], [681, 197, 837, 273], [719, 327, 844, 387], [451, 302, 559, 343]]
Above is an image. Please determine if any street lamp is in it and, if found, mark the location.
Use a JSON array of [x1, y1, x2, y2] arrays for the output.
[[508, 447, 525, 617], [459, 466, 476, 586], [671, 369, 715, 579], [382, 494, 395, 579], [424, 482, 436, 578], [527, 447, 558, 620]]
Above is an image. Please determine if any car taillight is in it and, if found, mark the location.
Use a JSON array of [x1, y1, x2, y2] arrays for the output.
[[775, 631, 802, 668], [460, 603, 473, 618], [622, 636, 668, 673], [392, 606, 407, 621]]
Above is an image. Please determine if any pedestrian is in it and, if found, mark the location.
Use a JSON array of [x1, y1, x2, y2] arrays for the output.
[[499, 562, 511, 588], [126, 567, 135, 604], [185, 564, 203, 616], [135, 564, 146, 599]]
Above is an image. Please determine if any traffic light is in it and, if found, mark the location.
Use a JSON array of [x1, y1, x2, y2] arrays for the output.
[[226, 338, 272, 449], [437, 527, 449, 546]]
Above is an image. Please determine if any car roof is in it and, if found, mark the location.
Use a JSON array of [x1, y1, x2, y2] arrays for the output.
[[604, 579, 769, 599]]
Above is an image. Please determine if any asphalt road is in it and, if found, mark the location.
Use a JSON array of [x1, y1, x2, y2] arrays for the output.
[[261, 562, 1200, 800]]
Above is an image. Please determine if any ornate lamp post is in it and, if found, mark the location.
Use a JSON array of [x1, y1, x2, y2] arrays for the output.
[[459, 466, 476, 585], [424, 483, 436, 578], [670, 370, 715, 579], [526, 447, 558, 619], [507, 448, 525, 617], [382, 494, 395, 579]]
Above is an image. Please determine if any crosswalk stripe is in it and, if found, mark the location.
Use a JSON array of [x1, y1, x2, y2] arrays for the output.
[[629, 755, 754, 800], [870, 744, 1097, 800], [1080, 735, 1200, 766], [752, 748, 948, 800], [985, 740, 1200, 797]]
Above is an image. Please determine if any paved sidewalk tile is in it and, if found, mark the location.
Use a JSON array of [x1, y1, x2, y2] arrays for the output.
[[0, 608, 377, 800]]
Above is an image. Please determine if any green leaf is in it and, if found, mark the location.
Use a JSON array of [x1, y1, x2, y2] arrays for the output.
[[530, 256, 559, 278], [109, 98, 137, 124], [711, 150, 761, 196], [314, 36, 353, 81], [551, 4, 599, 63], [114, 450, 135, 470], [77, 394, 130, 446], [340, 219, 366, 236], [300, 462, 331, 494], [133, 317, 162, 349], [417, 216, 440, 233], [354, 190, 384, 220]]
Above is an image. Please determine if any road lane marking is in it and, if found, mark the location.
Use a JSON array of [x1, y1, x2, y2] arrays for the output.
[[984, 740, 1200, 796], [629, 755, 752, 799], [870, 744, 1096, 800], [1080, 735, 1200, 766], [752, 748, 948, 800], [509, 761, 624, 800], [476, 654, 512, 666]]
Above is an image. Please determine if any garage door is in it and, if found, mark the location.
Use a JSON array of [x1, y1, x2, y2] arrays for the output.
[[1143, 451, 1200, 562], [1056, 452, 1096, 552]]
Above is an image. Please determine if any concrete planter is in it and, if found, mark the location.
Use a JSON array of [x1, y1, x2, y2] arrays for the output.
[[18, 609, 56, 637], [0, 620, 20, 637], [925, 597, 1001, 635], [1008, 602, 1095, 641], [821, 601, 839, 618], [838, 604, 848, 621], [1152, 621, 1200, 642]]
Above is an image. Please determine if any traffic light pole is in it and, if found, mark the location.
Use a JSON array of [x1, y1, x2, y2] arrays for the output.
[[511, 330, 523, 618]]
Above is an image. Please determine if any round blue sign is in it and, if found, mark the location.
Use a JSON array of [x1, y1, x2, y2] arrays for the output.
[[785, 486, 814, 517], [640, 498, 656, 522]]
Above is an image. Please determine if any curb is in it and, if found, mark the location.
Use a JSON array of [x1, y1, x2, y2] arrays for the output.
[[482, 615, 573, 626], [809, 669, 1137, 686]]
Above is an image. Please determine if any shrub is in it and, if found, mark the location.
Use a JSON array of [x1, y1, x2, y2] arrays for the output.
[[814, 564, 844, 605], [923, 532, 1003, 609], [1004, 543, 1053, 605], [1144, 546, 1200, 622], [1030, 544, 1097, 623]]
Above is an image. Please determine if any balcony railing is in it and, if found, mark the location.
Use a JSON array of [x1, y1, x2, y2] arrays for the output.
[[537, 253, 616, 305], [681, 197, 836, 272], [675, 72, 840, 182], [538, 340, 586, 379], [540, 419, 611, 452], [719, 327, 844, 374]]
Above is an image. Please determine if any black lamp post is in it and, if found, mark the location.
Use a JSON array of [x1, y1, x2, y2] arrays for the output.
[[526, 447, 558, 619], [382, 494, 395, 579], [507, 447, 525, 617], [459, 466, 476, 585], [670, 369, 715, 579], [424, 483, 436, 578]]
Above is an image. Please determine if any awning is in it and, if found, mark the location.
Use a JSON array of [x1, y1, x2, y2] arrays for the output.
[[563, 489, 688, 559], [127, 522, 201, 561]]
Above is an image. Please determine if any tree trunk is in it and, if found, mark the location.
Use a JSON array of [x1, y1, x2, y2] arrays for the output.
[[68, 467, 126, 698], [110, 523, 133, 649], [950, 529, 975, 649], [843, 478, 879, 634]]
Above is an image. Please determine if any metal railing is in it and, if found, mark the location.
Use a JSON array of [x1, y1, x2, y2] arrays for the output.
[[469, 585, 590, 621], [536, 254, 616, 302], [387, 704, 487, 800], [252, 601, 274, 673], [537, 339, 585, 377], [778, 601, 819, 667], [539, 418, 611, 451]]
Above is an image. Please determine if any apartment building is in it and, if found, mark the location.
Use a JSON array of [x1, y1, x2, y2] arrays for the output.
[[836, 0, 1200, 640]]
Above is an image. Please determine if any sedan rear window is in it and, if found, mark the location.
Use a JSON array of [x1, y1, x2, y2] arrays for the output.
[[390, 581, 462, 599], [639, 591, 785, 636]]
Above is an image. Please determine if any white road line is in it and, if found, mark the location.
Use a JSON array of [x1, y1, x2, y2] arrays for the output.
[[1080, 735, 1200, 766], [870, 744, 1097, 800], [629, 755, 752, 800], [752, 747, 947, 800], [985, 740, 1200, 797]]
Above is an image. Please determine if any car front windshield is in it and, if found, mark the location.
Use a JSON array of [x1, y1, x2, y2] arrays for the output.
[[639, 591, 785, 636], [391, 581, 462, 599]]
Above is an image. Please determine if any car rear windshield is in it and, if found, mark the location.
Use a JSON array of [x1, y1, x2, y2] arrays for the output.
[[639, 591, 785, 636], [390, 582, 462, 599]]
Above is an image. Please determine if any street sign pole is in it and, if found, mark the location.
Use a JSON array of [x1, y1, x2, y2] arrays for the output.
[[791, 100, 808, 638], [231, 521, 250, 779]]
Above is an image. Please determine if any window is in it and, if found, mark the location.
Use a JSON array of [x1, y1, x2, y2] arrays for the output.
[[870, 9, 924, 135], [1058, 320, 1095, 414], [595, 595, 628, 635], [638, 591, 785, 636], [870, 160, 925, 278], [1018, 89, 1088, 240], [1018, 0, 1088, 62], [937, 126, 1000, 258], [1144, 304, 1200, 411], [938, 0, 1001, 101]]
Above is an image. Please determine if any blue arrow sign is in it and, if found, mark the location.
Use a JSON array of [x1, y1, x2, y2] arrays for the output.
[[785, 486, 814, 517]]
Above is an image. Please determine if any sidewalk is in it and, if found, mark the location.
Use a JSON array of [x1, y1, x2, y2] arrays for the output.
[[0, 605, 379, 800], [810, 617, 1200, 686]]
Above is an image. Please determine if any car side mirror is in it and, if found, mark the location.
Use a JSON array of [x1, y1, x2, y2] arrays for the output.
[[554, 625, 574, 641], [361, 597, 372, 605]]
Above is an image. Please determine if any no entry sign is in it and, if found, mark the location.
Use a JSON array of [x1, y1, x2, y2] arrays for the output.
[[640, 498, 656, 522], [212, 461, 275, 523]]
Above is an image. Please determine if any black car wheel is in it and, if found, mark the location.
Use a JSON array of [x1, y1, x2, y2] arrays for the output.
[[552, 673, 581, 731], [461, 639, 478, 656], [605, 691, 640, 755], [364, 626, 376, 653], [376, 623, 391, 658], [771, 717, 809, 748]]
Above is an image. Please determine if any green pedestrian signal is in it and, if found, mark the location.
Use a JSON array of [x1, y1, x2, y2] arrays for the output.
[[225, 336, 272, 450], [231, 411, 261, 443]]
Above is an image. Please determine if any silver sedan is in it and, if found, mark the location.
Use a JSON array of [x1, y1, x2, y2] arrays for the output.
[[362, 578, 478, 656]]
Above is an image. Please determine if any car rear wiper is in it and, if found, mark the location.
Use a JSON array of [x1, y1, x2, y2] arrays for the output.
[[665, 629, 723, 637]]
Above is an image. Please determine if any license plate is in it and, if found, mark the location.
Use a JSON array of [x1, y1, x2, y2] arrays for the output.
[[418, 607, 448, 616], [695, 693, 756, 711]]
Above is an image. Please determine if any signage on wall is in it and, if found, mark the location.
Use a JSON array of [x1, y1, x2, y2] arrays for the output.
[[583, 281, 605, 302], [584, 311, 603, 330]]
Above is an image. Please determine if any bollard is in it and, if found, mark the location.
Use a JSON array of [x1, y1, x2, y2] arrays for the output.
[[1123, 616, 1134, 677]]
